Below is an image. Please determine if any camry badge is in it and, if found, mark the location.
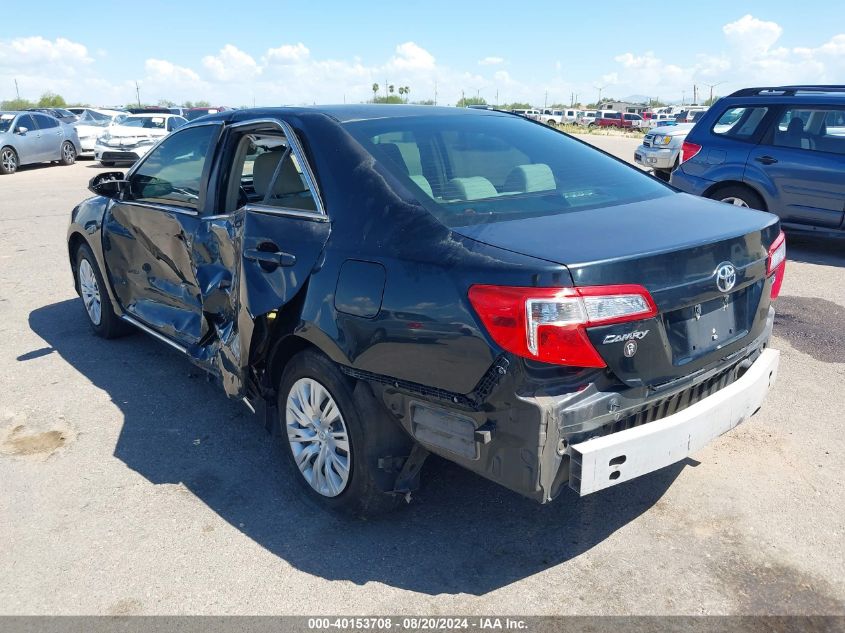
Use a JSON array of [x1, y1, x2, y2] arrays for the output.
[[715, 262, 737, 293]]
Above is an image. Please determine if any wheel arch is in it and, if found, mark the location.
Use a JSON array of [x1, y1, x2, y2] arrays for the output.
[[67, 230, 89, 294], [702, 180, 768, 211]]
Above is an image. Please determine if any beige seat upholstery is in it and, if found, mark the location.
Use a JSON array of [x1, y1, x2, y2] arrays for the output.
[[445, 177, 498, 200], [378, 143, 434, 198], [503, 164, 556, 193], [251, 150, 317, 211], [252, 151, 284, 197]]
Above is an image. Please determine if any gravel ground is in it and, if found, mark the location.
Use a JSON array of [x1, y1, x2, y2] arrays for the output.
[[0, 143, 843, 615]]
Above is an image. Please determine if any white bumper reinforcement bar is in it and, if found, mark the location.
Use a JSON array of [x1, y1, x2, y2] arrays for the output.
[[570, 348, 780, 495]]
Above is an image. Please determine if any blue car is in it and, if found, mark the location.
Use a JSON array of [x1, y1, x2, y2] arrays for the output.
[[671, 85, 845, 236]]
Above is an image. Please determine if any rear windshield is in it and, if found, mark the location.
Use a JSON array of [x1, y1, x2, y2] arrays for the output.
[[122, 116, 167, 129], [343, 114, 671, 228]]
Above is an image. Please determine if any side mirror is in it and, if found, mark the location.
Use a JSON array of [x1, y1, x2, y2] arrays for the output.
[[89, 171, 127, 198], [16, 126, 28, 135]]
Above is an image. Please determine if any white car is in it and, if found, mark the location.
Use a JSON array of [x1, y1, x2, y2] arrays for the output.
[[575, 111, 597, 126], [73, 109, 127, 157], [634, 123, 695, 179], [95, 113, 187, 166]]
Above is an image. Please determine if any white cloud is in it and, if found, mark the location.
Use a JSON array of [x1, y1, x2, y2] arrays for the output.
[[479, 56, 504, 66], [202, 44, 260, 81], [0, 36, 92, 69], [388, 42, 436, 70], [144, 58, 201, 84], [265, 42, 310, 65], [722, 14, 783, 58]]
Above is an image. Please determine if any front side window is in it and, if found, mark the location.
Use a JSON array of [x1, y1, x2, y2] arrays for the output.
[[127, 125, 217, 211], [712, 106, 769, 139], [224, 130, 319, 213], [16, 114, 37, 132], [771, 107, 845, 154], [344, 114, 671, 228]]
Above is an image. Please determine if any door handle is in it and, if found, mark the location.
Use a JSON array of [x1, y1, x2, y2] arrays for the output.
[[755, 156, 778, 165], [244, 247, 296, 268]]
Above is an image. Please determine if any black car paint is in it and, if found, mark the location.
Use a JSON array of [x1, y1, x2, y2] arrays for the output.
[[69, 105, 780, 503]]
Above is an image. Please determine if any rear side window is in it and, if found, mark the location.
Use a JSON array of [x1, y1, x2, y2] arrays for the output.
[[34, 114, 59, 129], [771, 107, 845, 155], [344, 114, 671, 228], [224, 131, 319, 213], [127, 125, 217, 211], [712, 107, 769, 139]]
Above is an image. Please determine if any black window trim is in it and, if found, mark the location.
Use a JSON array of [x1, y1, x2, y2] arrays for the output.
[[122, 121, 224, 217], [224, 117, 327, 221]]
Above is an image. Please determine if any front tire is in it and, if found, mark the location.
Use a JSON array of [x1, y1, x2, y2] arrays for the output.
[[0, 147, 18, 174], [100, 160, 115, 167], [278, 350, 406, 516], [75, 243, 129, 338], [60, 141, 76, 166], [707, 185, 765, 210]]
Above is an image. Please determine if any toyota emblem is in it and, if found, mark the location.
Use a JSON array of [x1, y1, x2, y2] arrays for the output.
[[715, 262, 737, 293]]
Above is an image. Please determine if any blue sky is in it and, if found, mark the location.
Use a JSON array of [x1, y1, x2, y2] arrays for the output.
[[2, 0, 844, 107]]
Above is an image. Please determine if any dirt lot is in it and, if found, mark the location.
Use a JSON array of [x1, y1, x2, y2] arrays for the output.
[[0, 142, 843, 615]]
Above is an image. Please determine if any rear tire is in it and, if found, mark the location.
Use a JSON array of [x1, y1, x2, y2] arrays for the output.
[[707, 185, 765, 210], [75, 242, 130, 339], [100, 160, 115, 167], [277, 350, 407, 517], [0, 147, 18, 174], [60, 141, 76, 166]]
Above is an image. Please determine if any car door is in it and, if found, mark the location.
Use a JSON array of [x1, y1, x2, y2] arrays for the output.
[[101, 122, 223, 347], [746, 105, 845, 229], [194, 118, 332, 398], [10, 115, 43, 164], [32, 114, 63, 159]]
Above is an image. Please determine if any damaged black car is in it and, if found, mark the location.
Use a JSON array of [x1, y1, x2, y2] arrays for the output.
[[67, 105, 784, 514]]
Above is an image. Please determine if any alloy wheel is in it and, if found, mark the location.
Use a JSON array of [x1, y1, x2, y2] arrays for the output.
[[720, 196, 750, 207], [285, 377, 351, 497], [63, 143, 76, 164], [78, 259, 102, 326], [1, 149, 16, 173]]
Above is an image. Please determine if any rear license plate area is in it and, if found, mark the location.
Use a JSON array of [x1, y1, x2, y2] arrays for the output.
[[664, 293, 750, 364]]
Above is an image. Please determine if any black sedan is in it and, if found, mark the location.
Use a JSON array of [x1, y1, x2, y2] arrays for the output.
[[67, 105, 785, 515]]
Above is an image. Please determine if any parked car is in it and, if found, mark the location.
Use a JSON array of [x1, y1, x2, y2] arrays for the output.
[[594, 111, 644, 129], [185, 106, 232, 121], [540, 108, 580, 126], [27, 107, 78, 123], [73, 109, 127, 158], [635, 112, 710, 179], [511, 108, 541, 120], [0, 111, 80, 174], [671, 85, 845, 236], [646, 113, 679, 128], [576, 110, 597, 126], [68, 105, 784, 515], [94, 113, 187, 166]]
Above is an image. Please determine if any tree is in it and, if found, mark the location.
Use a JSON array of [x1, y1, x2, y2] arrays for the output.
[[158, 99, 176, 107], [389, 84, 395, 95], [403, 86, 410, 103], [373, 95, 404, 104], [1, 97, 34, 110], [502, 101, 532, 110], [414, 99, 435, 106], [456, 96, 487, 108], [371, 83, 379, 102], [183, 101, 194, 109], [703, 95, 719, 106], [37, 92, 66, 107], [194, 100, 211, 107]]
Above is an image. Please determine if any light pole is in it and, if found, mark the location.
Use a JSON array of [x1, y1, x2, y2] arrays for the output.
[[595, 85, 607, 106], [706, 81, 726, 104]]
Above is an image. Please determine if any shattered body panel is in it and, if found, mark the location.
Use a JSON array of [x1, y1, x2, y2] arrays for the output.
[[67, 106, 782, 502]]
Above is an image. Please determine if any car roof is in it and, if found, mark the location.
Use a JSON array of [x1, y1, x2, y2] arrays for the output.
[[124, 112, 178, 118], [194, 104, 515, 126], [725, 85, 845, 104]]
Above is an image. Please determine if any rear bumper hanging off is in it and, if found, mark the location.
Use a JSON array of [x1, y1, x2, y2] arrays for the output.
[[569, 347, 780, 495]]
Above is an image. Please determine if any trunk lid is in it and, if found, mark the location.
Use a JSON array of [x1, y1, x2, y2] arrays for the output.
[[454, 193, 781, 386]]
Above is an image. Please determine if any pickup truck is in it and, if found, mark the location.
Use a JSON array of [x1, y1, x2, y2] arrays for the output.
[[595, 112, 645, 129]]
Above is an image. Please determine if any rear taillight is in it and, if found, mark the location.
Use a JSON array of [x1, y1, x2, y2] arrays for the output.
[[681, 141, 702, 163], [468, 284, 657, 368], [767, 231, 786, 300]]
